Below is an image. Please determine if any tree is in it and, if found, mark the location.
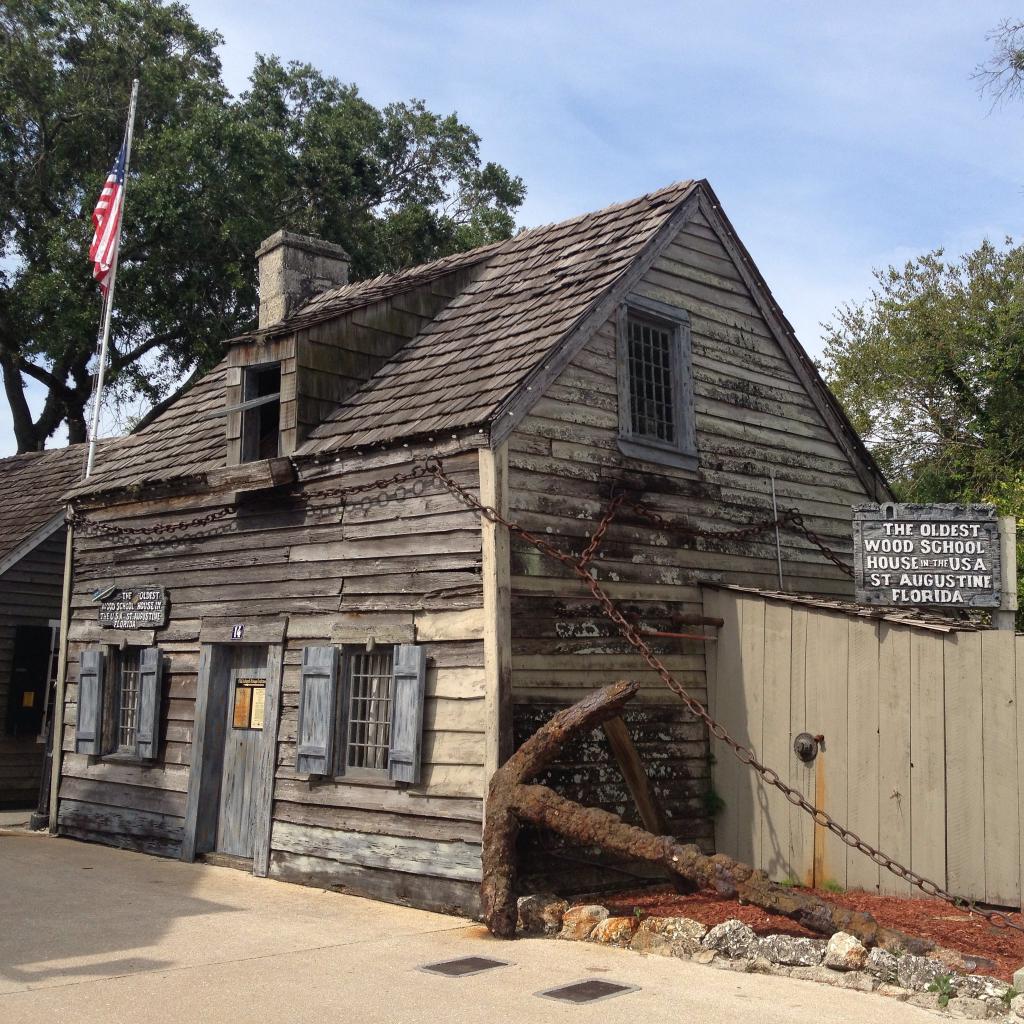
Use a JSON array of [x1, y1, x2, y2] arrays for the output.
[[820, 240, 1024, 613], [0, 1, 525, 453], [974, 18, 1024, 107]]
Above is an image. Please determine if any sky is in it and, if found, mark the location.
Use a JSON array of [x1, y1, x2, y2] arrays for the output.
[[5, 0, 1023, 456]]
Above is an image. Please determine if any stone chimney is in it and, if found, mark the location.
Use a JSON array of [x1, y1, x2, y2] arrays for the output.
[[256, 230, 351, 330]]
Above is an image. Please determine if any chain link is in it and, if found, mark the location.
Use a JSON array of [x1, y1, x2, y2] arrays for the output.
[[71, 456, 1014, 930], [72, 504, 238, 537], [424, 458, 1023, 935], [623, 498, 855, 578]]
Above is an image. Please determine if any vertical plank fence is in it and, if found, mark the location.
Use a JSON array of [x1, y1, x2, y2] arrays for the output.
[[703, 585, 1022, 907]]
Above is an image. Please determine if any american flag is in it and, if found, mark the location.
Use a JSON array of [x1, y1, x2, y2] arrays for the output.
[[89, 143, 127, 294]]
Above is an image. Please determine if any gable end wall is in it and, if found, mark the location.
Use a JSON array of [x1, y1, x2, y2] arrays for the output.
[[505, 209, 873, 887]]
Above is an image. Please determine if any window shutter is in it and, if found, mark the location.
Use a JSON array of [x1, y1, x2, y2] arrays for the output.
[[389, 644, 427, 784], [136, 647, 164, 759], [75, 647, 105, 755], [296, 645, 339, 775]]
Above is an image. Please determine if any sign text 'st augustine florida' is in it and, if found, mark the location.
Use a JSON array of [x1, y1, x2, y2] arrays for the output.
[[853, 503, 1003, 608]]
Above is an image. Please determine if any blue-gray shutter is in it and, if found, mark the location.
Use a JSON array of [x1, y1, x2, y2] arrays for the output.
[[75, 647, 105, 754], [136, 647, 163, 759], [389, 644, 426, 784], [297, 645, 339, 775]]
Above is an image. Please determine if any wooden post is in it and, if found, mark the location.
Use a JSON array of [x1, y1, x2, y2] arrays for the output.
[[996, 515, 1018, 631], [47, 515, 75, 833], [602, 716, 669, 835], [480, 443, 512, 795]]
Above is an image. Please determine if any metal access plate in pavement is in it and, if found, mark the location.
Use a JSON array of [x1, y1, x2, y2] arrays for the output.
[[535, 979, 640, 1004], [419, 956, 511, 978]]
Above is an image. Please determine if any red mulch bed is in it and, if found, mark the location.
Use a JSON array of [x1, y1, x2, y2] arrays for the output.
[[585, 885, 1024, 982]]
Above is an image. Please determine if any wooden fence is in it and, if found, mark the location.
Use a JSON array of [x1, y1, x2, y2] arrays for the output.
[[702, 585, 1024, 907]]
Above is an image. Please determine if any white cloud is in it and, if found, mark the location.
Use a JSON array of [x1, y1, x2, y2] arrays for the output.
[[5, 0, 1021, 454]]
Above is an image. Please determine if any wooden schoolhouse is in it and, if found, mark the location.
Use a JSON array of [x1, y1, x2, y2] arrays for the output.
[[53, 180, 890, 914], [0, 444, 85, 809]]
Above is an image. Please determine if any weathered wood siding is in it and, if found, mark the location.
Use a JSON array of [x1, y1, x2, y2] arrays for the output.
[[0, 528, 63, 806], [705, 586, 1024, 908], [58, 447, 486, 914], [506, 209, 875, 866]]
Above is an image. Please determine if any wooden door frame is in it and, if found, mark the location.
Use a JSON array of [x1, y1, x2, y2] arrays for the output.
[[182, 630, 284, 876]]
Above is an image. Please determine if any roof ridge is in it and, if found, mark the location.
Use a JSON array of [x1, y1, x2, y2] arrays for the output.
[[255, 179, 696, 341], [306, 243, 501, 305], [503, 179, 695, 244]]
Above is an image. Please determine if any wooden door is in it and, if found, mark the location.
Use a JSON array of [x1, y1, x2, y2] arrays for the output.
[[216, 647, 269, 859], [6, 624, 52, 739]]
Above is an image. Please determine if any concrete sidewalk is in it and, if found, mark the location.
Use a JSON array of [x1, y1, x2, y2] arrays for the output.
[[0, 829, 939, 1024]]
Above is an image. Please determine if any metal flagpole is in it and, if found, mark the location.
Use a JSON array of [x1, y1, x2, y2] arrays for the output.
[[48, 79, 140, 832], [85, 76, 140, 478]]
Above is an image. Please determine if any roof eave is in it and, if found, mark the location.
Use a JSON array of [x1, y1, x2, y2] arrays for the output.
[[0, 510, 66, 578]]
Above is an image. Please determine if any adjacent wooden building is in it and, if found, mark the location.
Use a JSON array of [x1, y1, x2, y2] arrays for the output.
[[54, 181, 890, 914], [0, 445, 84, 808]]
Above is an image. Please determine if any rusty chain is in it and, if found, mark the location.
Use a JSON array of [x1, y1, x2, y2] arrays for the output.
[[70, 463, 438, 539], [424, 459, 1023, 935], [624, 499, 855, 579], [72, 504, 238, 537], [69, 457, 1017, 931]]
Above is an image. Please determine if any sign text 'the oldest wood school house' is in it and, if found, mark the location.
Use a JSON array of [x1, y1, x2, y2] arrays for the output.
[[853, 503, 1003, 608]]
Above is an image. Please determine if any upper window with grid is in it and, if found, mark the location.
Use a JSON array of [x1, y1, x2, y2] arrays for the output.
[[616, 299, 698, 471], [627, 317, 676, 444]]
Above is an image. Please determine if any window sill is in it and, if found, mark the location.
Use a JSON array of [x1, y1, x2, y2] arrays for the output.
[[616, 437, 700, 473], [308, 772, 396, 789], [97, 752, 153, 766]]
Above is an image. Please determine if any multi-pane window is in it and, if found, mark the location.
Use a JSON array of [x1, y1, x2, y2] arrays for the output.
[[616, 299, 697, 471], [296, 643, 426, 783], [627, 316, 676, 444], [116, 648, 142, 753], [345, 649, 394, 773], [75, 645, 162, 760]]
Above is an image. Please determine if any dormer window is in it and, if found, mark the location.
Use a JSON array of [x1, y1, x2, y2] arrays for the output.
[[240, 362, 281, 463], [616, 296, 698, 471]]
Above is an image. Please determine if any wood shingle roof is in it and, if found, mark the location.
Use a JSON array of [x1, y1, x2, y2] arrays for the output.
[[0, 444, 85, 567], [297, 180, 697, 453], [72, 180, 699, 497]]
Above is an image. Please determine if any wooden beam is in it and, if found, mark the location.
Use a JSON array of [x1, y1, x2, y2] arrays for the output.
[[996, 515, 1018, 631], [601, 715, 669, 836], [205, 456, 295, 494], [480, 443, 512, 794]]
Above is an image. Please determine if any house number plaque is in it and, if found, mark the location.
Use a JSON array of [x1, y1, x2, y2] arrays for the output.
[[97, 585, 168, 628]]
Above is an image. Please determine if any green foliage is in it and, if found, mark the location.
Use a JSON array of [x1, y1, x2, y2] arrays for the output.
[[1002, 985, 1019, 1009], [702, 785, 726, 819], [777, 876, 800, 888], [820, 878, 844, 893], [0, 0, 525, 451], [632, 906, 646, 920], [820, 240, 1024, 624], [927, 972, 955, 1007]]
